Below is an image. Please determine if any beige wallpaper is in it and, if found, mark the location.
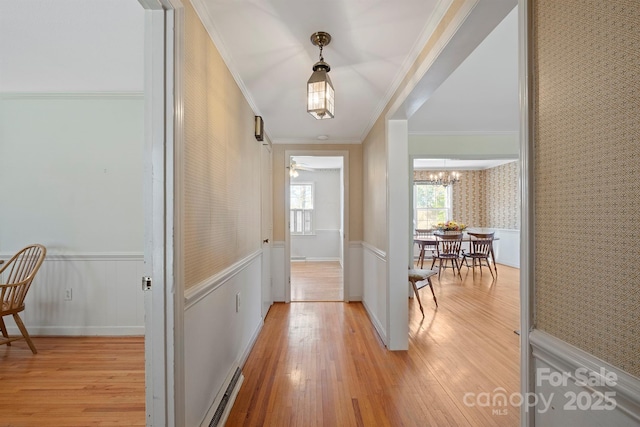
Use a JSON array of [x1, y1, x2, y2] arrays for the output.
[[362, 119, 387, 250], [533, 0, 640, 377], [182, 0, 261, 289], [485, 161, 520, 229], [415, 161, 519, 230], [271, 144, 363, 242], [451, 170, 486, 228]]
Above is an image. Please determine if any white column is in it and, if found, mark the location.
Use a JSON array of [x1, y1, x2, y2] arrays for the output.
[[386, 119, 409, 350]]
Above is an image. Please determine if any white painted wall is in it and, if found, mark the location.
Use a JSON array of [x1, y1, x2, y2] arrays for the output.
[[0, 0, 145, 92], [530, 330, 640, 427], [491, 228, 519, 268], [290, 169, 342, 261], [408, 133, 519, 159], [2, 254, 145, 336], [184, 253, 263, 427], [361, 243, 387, 344], [0, 0, 145, 335]]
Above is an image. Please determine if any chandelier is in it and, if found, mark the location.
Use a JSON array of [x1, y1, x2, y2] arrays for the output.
[[427, 171, 461, 187], [307, 32, 335, 120]]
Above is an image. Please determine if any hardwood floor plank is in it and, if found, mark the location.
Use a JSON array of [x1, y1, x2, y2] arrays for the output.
[[291, 261, 343, 301], [228, 264, 520, 426], [2, 263, 520, 426], [0, 336, 145, 426]]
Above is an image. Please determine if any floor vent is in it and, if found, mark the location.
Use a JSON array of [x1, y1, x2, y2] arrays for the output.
[[209, 367, 242, 427]]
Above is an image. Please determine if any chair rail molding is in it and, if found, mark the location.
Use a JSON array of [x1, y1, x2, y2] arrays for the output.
[[530, 329, 640, 426]]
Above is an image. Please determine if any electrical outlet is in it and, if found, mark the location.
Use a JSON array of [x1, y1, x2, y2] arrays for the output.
[[235, 292, 241, 313], [64, 288, 73, 301]]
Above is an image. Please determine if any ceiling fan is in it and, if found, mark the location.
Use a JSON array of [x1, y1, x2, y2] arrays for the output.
[[289, 159, 315, 177]]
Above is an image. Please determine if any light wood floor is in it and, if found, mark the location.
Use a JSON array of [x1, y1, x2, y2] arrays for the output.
[[227, 263, 520, 426], [0, 336, 145, 426], [0, 263, 519, 426], [291, 260, 344, 301]]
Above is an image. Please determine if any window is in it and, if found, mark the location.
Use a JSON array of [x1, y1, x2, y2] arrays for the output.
[[290, 183, 314, 234], [414, 183, 451, 229]]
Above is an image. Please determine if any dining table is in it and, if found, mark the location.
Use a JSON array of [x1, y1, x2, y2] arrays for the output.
[[413, 232, 499, 273]]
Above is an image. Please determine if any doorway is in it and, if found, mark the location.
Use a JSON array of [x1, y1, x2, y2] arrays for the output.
[[285, 152, 348, 302]]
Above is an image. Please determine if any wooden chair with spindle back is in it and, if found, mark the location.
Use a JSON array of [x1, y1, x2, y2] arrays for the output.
[[462, 232, 496, 278], [414, 228, 436, 268], [431, 232, 463, 280], [0, 244, 47, 354]]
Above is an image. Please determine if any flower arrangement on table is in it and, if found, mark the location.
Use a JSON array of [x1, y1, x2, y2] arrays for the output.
[[434, 220, 467, 232]]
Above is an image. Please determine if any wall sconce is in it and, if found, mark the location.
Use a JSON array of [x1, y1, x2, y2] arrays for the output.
[[254, 116, 264, 141], [307, 32, 335, 120]]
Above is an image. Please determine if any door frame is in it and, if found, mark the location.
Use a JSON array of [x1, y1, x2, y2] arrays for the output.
[[140, 0, 185, 425], [284, 150, 350, 303], [518, 1, 534, 425], [261, 142, 274, 318]]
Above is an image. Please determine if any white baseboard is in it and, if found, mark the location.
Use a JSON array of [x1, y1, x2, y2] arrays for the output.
[[361, 299, 387, 346], [297, 257, 341, 262], [530, 329, 640, 426], [7, 326, 144, 336]]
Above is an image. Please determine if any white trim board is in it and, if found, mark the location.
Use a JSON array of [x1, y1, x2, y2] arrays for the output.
[[184, 249, 262, 309], [530, 330, 640, 425]]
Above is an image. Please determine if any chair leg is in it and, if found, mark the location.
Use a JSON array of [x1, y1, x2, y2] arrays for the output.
[[410, 280, 424, 316], [13, 313, 37, 354], [487, 257, 495, 278], [427, 277, 438, 307], [438, 259, 443, 280], [0, 316, 11, 346]]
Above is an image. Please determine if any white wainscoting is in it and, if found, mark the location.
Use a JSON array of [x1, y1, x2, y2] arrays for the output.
[[291, 229, 341, 261], [348, 242, 363, 301], [184, 250, 264, 427], [271, 242, 286, 302], [361, 242, 387, 346], [492, 228, 520, 268], [1, 253, 145, 336], [530, 330, 640, 426]]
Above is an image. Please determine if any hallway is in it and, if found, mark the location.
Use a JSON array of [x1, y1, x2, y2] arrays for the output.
[[228, 264, 520, 426]]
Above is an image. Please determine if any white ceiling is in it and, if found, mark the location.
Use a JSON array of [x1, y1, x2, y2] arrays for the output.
[[194, 0, 518, 144], [413, 158, 515, 170], [409, 8, 519, 134], [292, 156, 343, 170], [1, 0, 519, 151]]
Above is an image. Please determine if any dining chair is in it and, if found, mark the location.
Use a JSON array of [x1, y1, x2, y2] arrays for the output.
[[414, 229, 436, 268], [431, 232, 463, 280], [408, 268, 438, 316], [0, 244, 47, 354], [461, 232, 496, 278]]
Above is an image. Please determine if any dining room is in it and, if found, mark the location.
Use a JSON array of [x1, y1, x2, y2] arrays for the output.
[[410, 157, 520, 271]]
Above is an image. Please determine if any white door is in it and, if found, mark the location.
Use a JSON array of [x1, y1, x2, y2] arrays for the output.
[[261, 143, 273, 318]]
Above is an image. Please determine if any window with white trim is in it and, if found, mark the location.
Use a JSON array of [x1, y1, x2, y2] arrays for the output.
[[290, 183, 314, 235], [413, 183, 452, 230]]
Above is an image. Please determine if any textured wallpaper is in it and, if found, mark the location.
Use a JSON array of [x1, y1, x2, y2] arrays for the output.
[[485, 161, 520, 229], [183, 0, 261, 289], [416, 161, 519, 230], [533, 0, 639, 377]]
